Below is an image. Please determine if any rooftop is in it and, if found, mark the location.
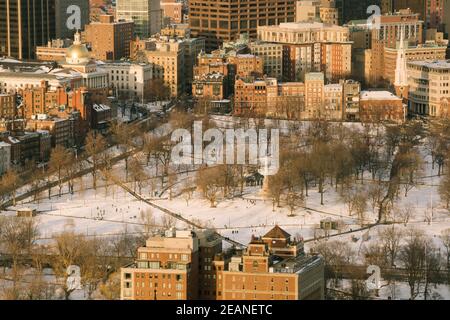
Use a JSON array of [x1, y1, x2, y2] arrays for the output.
[[408, 60, 450, 69], [263, 225, 291, 240], [270, 254, 322, 274], [259, 21, 347, 31], [360, 91, 402, 101]]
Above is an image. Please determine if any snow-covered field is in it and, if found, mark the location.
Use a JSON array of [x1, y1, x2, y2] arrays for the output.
[[2, 116, 450, 299]]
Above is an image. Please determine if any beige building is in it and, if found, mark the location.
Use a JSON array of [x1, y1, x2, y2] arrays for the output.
[[319, 7, 339, 25], [383, 40, 448, 85], [408, 60, 450, 117], [304, 72, 324, 119], [296, 0, 321, 22], [36, 39, 73, 62], [161, 24, 190, 38], [140, 37, 185, 97], [133, 35, 205, 97], [257, 22, 352, 82]]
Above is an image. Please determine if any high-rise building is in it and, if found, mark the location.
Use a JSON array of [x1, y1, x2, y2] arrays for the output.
[[161, 0, 183, 24], [367, 9, 423, 86], [393, 0, 444, 30], [55, 0, 90, 40], [296, 0, 321, 22], [188, 0, 296, 51], [83, 15, 134, 61], [443, 0, 450, 39], [116, 0, 162, 38], [257, 22, 352, 82], [0, 0, 56, 59], [341, 0, 381, 24]]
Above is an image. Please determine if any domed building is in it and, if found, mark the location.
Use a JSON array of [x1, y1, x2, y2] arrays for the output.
[[60, 31, 109, 95], [65, 32, 91, 65]]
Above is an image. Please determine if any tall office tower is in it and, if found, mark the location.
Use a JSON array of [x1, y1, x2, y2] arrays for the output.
[[188, 0, 296, 51], [296, 0, 321, 23], [444, 0, 450, 57], [320, 0, 343, 25], [116, 0, 162, 38], [55, 0, 90, 39], [341, 0, 382, 24], [0, 0, 56, 60], [393, 0, 444, 30], [380, 0, 393, 14]]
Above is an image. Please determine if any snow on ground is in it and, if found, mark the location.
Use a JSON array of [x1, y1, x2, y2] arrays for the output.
[[2, 116, 450, 299]]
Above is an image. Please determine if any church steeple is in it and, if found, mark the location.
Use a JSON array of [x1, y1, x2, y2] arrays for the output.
[[394, 26, 409, 100]]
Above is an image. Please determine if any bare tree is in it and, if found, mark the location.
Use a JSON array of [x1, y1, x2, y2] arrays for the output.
[[51, 231, 86, 300], [398, 229, 426, 300], [438, 171, 450, 208], [49, 145, 71, 196], [1, 169, 20, 206], [397, 203, 415, 226], [79, 237, 113, 299], [139, 208, 156, 238], [161, 215, 176, 229], [110, 122, 134, 178], [0, 216, 39, 298], [85, 131, 107, 190], [440, 229, 450, 270], [378, 225, 403, 267], [99, 272, 121, 300], [196, 166, 223, 208], [284, 191, 304, 216]]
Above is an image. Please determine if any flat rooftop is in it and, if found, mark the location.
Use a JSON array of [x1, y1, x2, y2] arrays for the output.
[[360, 91, 402, 101], [408, 60, 450, 69]]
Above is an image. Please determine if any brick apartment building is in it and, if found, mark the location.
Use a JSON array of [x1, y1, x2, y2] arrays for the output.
[[20, 81, 90, 121], [214, 226, 324, 300], [83, 15, 134, 61], [120, 226, 325, 300], [121, 229, 222, 300], [359, 90, 406, 123]]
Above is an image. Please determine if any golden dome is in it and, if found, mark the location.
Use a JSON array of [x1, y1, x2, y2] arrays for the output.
[[65, 31, 90, 64], [66, 44, 89, 60]]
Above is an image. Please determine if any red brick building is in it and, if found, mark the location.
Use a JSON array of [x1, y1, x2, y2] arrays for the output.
[[359, 90, 406, 123]]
